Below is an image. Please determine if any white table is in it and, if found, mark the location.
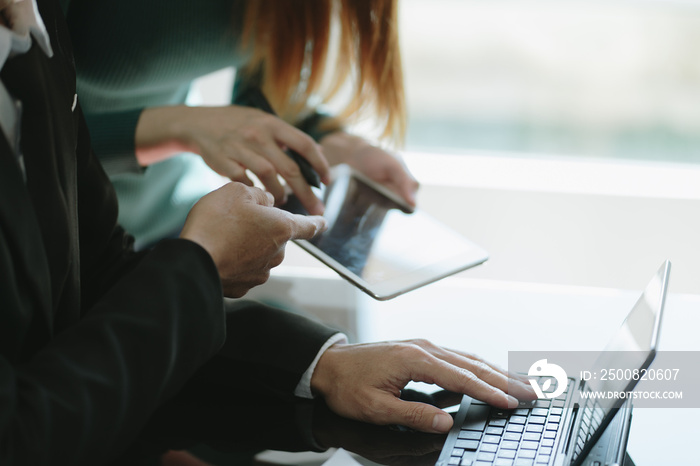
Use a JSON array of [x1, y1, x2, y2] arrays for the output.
[[355, 276, 700, 466]]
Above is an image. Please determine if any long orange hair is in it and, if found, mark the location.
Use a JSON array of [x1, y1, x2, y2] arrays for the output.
[[239, 0, 406, 144]]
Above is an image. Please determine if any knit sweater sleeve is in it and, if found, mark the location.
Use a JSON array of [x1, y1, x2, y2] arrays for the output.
[[60, 0, 144, 174], [82, 108, 144, 174]]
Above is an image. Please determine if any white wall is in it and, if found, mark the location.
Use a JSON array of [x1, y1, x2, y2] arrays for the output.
[[404, 152, 700, 295], [271, 152, 700, 297]]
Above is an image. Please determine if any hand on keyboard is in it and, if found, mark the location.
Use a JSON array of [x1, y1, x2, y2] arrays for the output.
[[310, 339, 537, 434]]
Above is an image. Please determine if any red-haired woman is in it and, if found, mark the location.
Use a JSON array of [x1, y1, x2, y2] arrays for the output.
[[62, 0, 418, 247]]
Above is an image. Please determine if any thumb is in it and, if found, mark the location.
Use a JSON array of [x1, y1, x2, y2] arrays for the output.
[[401, 185, 417, 208], [400, 178, 418, 208], [379, 395, 454, 434], [288, 213, 327, 240]]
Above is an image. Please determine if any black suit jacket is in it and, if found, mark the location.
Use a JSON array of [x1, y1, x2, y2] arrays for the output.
[[0, 1, 336, 464]]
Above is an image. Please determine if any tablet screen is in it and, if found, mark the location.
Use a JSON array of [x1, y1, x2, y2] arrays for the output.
[[283, 166, 488, 299]]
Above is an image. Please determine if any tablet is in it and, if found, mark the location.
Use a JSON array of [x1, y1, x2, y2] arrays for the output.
[[282, 165, 489, 300]]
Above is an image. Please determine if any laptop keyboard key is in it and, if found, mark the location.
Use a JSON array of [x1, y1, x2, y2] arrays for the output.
[[480, 444, 498, 453], [494, 459, 514, 466], [506, 423, 524, 433], [459, 430, 482, 440], [455, 440, 479, 451], [463, 405, 491, 431]]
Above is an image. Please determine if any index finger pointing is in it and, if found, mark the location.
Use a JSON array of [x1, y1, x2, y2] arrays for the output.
[[286, 213, 328, 241]]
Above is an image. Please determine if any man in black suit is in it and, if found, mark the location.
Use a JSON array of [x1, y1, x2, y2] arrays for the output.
[[0, 0, 330, 462], [0, 0, 532, 464]]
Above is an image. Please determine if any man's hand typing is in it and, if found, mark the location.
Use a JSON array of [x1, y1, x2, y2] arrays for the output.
[[311, 339, 537, 434]]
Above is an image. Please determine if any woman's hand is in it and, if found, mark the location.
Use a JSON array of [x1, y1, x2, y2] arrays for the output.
[[135, 105, 330, 215], [320, 131, 419, 208]]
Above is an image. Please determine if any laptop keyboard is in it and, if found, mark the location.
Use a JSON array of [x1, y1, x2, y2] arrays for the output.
[[447, 380, 573, 466]]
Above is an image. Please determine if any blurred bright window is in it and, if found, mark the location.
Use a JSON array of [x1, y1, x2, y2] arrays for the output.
[[400, 0, 700, 164]]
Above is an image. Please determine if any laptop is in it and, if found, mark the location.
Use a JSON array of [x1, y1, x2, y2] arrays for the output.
[[436, 260, 670, 466]]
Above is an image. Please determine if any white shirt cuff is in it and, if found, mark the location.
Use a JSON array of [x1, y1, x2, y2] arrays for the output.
[[294, 333, 348, 399]]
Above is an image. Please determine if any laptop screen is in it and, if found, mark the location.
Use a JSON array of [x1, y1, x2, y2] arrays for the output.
[[587, 261, 668, 404], [571, 261, 670, 464]]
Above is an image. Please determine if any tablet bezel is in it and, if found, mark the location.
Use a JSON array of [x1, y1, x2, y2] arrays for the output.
[[293, 238, 489, 300]]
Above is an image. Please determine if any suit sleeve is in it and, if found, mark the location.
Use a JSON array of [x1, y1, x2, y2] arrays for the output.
[[211, 300, 340, 395], [0, 240, 226, 465], [75, 108, 145, 174], [114, 302, 341, 458]]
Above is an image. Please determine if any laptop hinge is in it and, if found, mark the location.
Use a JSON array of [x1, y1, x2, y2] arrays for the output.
[[563, 402, 580, 455]]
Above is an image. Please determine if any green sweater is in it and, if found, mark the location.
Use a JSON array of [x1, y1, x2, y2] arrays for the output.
[[63, 0, 331, 248]]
